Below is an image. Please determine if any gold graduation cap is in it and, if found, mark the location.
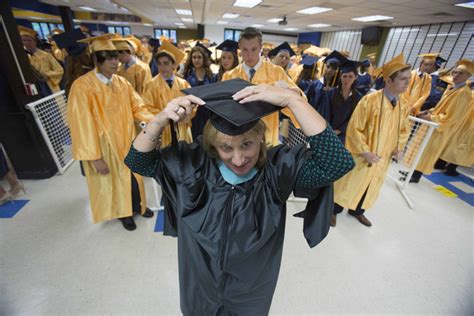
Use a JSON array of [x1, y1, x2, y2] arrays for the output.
[[341, 50, 351, 58], [158, 40, 185, 64], [18, 25, 37, 38], [382, 53, 409, 78], [418, 52, 439, 62], [455, 59, 474, 75], [367, 52, 377, 58], [77, 33, 117, 53], [262, 42, 274, 50], [304, 45, 321, 57], [439, 74, 453, 85], [123, 36, 142, 53]]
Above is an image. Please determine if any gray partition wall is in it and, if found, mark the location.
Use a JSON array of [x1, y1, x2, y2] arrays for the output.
[[320, 29, 363, 60], [379, 21, 474, 69]]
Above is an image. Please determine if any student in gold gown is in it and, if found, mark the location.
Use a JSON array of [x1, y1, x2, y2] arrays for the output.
[[113, 37, 152, 96], [19, 26, 64, 94], [410, 59, 474, 182], [332, 54, 411, 227], [222, 27, 302, 146], [142, 40, 192, 147], [67, 34, 154, 231]]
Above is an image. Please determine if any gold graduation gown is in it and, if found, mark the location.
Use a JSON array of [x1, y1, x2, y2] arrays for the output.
[[288, 63, 303, 83], [67, 71, 154, 223], [440, 91, 474, 167], [117, 57, 152, 96], [222, 61, 302, 145], [51, 42, 67, 62], [334, 90, 410, 210], [403, 70, 432, 115], [142, 75, 193, 147], [29, 48, 64, 93], [416, 85, 472, 173]]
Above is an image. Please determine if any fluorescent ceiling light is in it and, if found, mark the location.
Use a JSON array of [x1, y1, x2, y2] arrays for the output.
[[233, 0, 262, 8], [143, 23, 153, 26], [178, 26, 187, 29], [79, 6, 97, 11], [176, 9, 192, 15], [267, 18, 283, 23], [251, 24, 264, 27], [223, 13, 239, 19], [352, 15, 394, 22], [284, 28, 298, 31], [297, 6, 333, 15], [181, 18, 193, 22], [427, 33, 458, 37], [454, 2, 474, 9], [308, 23, 331, 28], [217, 21, 229, 25], [175, 22, 185, 26]]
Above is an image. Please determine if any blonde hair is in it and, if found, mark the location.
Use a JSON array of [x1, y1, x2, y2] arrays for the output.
[[202, 120, 268, 169]]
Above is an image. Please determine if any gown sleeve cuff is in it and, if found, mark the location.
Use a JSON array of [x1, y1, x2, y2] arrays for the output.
[[124, 145, 159, 178]]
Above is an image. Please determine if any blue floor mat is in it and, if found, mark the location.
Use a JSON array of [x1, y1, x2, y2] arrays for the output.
[[154, 209, 164, 232], [424, 172, 474, 206], [0, 200, 30, 218]]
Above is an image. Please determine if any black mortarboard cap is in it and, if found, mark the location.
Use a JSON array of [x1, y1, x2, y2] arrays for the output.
[[300, 55, 318, 68], [148, 38, 160, 48], [361, 59, 370, 68], [181, 78, 280, 135], [435, 56, 447, 68], [340, 59, 362, 73], [52, 28, 86, 49], [324, 50, 347, 67], [268, 41, 296, 58], [216, 39, 239, 52], [195, 41, 212, 57], [39, 39, 52, 50]]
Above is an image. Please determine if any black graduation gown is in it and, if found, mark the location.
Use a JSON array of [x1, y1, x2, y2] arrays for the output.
[[154, 141, 331, 315]]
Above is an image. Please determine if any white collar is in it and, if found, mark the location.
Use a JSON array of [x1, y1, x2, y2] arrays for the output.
[[95, 69, 113, 85], [243, 59, 263, 76], [359, 72, 367, 76]]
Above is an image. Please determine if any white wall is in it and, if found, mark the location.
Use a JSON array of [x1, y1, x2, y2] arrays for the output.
[[320, 29, 364, 60], [204, 25, 225, 44], [130, 25, 155, 37], [205, 25, 297, 45]]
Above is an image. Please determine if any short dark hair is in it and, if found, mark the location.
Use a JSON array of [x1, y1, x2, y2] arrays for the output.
[[389, 65, 411, 81], [93, 50, 119, 65], [239, 27, 263, 43], [155, 51, 175, 64]]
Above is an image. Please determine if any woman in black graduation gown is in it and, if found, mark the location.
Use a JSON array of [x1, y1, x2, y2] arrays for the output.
[[321, 59, 363, 144], [125, 79, 354, 315]]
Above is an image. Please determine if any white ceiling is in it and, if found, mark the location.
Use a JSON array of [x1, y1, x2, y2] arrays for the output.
[[39, 0, 474, 33]]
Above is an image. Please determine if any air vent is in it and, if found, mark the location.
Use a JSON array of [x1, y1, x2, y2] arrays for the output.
[[259, 4, 273, 8]]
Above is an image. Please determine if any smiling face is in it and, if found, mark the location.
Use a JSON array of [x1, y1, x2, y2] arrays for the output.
[[215, 133, 262, 176]]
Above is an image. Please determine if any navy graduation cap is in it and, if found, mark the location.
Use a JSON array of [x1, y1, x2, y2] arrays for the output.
[[181, 78, 280, 135], [195, 41, 213, 57], [300, 55, 319, 68], [216, 39, 239, 52], [268, 42, 295, 59]]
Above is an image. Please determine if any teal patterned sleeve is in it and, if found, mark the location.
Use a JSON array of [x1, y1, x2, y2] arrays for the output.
[[295, 127, 355, 189], [125, 146, 159, 178]]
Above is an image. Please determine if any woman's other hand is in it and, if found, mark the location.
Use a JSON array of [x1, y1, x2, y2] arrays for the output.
[[151, 95, 205, 128]]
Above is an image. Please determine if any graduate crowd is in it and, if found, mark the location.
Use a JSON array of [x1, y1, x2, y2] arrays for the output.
[[7, 24, 473, 315]]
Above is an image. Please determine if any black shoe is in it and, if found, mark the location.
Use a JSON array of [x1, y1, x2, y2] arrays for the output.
[[434, 159, 447, 170], [120, 216, 137, 231], [444, 170, 459, 177], [141, 208, 154, 218], [409, 176, 420, 183]]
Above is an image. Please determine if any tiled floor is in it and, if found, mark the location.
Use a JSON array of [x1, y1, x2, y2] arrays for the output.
[[1, 163, 472, 315]]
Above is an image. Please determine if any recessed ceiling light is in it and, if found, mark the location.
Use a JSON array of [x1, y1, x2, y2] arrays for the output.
[[284, 28, 298, 31], [267, 18, 283, 23], [223, 13, 239, 19], [308, 23, 331, 28], [143, 23, 153, 26], [233, 0, 262, 8], [352, 15, 394, 22], [79, 6, 97, 11], [179, 26, 187, 29], [181, 18, 193, 22], [454, 2, 474, 9], [217, 21, 229, 25], [176, 9, 192, 15], [175, 22, 185, 26], [297, 6, 333, 15], [251, 24, 264, 27]]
